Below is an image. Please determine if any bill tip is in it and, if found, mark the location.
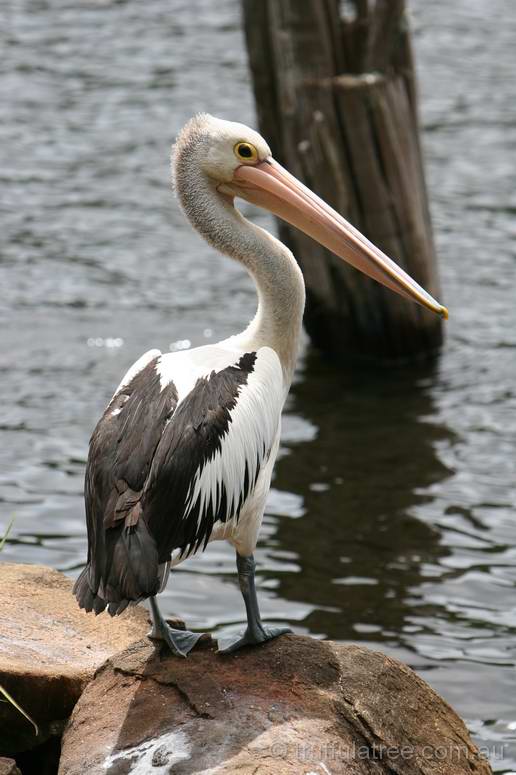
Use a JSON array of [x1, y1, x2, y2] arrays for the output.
[[441, 306, 449, 320]]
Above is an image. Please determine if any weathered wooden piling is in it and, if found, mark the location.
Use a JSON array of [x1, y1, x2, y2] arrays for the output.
[[242, 0, 444, 360]]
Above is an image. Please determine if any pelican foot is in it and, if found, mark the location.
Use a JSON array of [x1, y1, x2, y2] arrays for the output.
[[217, 624, 292, 654], [148, 623, 203, 658]]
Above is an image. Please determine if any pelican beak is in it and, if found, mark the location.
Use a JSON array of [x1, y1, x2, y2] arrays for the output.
[[225, 158, 447, 319]]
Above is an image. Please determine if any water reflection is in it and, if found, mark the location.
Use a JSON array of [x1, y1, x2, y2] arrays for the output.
[[271, 351, 453, 641]]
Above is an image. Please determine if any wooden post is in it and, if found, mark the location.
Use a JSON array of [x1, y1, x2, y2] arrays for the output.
[[242, 0, 443, 360]]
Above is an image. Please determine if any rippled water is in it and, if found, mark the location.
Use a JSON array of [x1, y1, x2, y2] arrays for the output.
[[1, 0, 515, 770]]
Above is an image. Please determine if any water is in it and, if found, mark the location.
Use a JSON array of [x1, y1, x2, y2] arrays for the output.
[[1, 0, 515, 770]]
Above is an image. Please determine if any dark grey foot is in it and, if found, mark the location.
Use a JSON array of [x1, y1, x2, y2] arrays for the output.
[[148, 595, 202, 658], [219, 552, 292, 654], [217, 624, 291, 654], [148, 622, 202, 658]]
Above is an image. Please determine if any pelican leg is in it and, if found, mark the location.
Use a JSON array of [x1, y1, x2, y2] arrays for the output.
[[148, 596, 202, 658], [218, 553, 291, 654]]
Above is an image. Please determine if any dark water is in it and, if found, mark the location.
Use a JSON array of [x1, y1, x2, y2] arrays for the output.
[[1, 0, 515, 770]]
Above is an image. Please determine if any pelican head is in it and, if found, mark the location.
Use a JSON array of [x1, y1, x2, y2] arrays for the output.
[[173, 114, 447, 319]]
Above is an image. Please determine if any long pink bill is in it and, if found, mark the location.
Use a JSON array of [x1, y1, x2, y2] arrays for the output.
[[228, 159, 448, 319]]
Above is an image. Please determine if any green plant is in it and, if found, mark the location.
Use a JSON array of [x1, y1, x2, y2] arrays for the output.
[[0, 514, 15, 551], [0, 516, 39, 737], [0, 685, 39, 736]]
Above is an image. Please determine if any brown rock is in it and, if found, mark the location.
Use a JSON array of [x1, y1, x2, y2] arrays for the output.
[[59, 635, 492, 775], [0, 758, 21, 775], [0, 563, 150, 754]]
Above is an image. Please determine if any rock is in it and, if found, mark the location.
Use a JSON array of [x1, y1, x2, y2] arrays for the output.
[[59, 635, 492, 775], [0, 563, 150, 755], [0, 758, 21, 775]]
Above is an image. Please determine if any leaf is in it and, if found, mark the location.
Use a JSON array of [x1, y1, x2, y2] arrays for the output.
[[0, 515, 16, 552], [0, 684, 39, 737], [0, 517, 38, 736]]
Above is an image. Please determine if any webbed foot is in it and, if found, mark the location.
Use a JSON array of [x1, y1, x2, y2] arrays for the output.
[[148, 596, 203, 658], [217, 623, 291, 654], [148, 622, 202, 658]]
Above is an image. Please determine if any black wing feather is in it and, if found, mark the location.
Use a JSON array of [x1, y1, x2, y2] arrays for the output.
[[74, 351, 258, 615], [144, 352, 257, 561]]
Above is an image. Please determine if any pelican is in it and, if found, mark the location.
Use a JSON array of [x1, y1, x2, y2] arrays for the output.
[[74, 114, 447, 656]]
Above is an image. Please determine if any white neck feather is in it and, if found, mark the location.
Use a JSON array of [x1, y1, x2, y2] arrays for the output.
[[174, 162, 306, 384]]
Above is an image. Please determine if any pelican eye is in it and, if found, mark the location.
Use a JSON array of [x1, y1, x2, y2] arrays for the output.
[[234, 142, 258, 162]]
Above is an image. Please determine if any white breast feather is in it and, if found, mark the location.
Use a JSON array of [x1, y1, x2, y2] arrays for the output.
[[156, 345, 244, 401]]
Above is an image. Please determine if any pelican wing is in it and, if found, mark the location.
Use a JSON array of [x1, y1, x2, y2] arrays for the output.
[[77, 349, 173, 614], [74, 345, 284, 615], [145, 346, 284, 560]]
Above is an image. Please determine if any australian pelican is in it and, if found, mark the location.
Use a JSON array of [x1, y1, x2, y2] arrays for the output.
[[74, 115, 447, 656]]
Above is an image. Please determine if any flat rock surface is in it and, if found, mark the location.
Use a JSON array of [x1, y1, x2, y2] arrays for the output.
[[0, 563, 150, 754], [0, 759, 21, 775], [59, 634, 493, 775]]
